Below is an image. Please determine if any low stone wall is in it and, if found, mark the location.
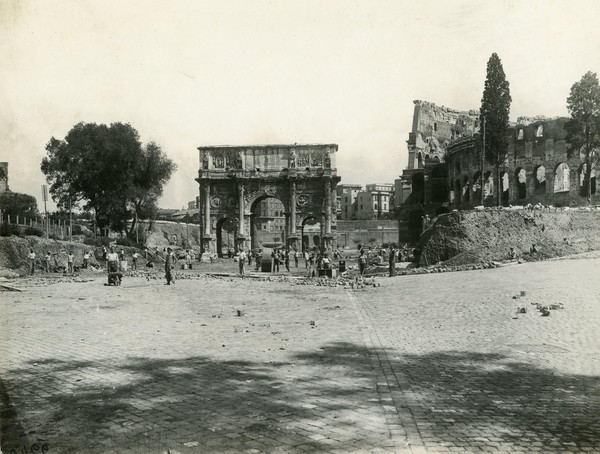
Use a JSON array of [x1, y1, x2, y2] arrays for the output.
[[336, 220, 398, 248], [417, 208, 600, 266]]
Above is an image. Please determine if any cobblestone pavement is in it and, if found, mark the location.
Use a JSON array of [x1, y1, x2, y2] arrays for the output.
[[1, 257, 600, 453]]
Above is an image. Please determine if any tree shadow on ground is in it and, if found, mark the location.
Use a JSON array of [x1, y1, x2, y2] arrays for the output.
[[1, 350, 382, 454], [294, 343, 600, 451], [2, 343, 600, 453]]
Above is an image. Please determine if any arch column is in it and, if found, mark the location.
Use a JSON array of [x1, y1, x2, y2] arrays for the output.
[[236, 182, 247, 250], [287, 180, 299, 249], [202, 183, 212, 253], [323, 177, 333, 251]]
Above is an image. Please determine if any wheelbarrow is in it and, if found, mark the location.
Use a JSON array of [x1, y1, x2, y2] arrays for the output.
[[107, 261, 123, 286]]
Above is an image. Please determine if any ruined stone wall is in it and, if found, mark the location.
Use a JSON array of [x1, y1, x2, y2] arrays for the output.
[[336, 220, 398, 248], [447, 117, 596, 208], [407, 101, 479, 169]]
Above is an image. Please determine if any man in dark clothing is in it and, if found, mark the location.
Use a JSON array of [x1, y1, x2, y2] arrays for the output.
[[388, 245, 397, 277], [358, 251, 367, 276], [165, 247, 175, 285], [255, 249, 263, 271]]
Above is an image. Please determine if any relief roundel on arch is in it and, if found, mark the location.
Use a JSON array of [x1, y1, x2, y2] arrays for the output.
[[297, 194, 310, 207], [210, 196, 223, 208]]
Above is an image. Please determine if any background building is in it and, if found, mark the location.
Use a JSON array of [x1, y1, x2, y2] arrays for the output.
[[336, 183, 362, 220], [252, 198, 286, 247], [355, 183, 394, 220]]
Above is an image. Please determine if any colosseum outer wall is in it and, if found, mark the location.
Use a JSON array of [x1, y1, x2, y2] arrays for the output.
[[446, 117, 597, 208]]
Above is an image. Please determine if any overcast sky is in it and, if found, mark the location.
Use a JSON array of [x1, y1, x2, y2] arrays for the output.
[[2, 0, 600, 210]]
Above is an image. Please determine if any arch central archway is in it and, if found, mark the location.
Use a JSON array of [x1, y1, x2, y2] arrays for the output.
[[250, 195, 286, 250], [196, 144, 341, 254], [301, 216, 322, 252], [216, 217, 236, 258]]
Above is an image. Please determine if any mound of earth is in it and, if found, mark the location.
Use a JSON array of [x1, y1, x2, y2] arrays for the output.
[[142, 220, 201, 249], [417, 209, 600, 266], [0, 236, 144, 275]]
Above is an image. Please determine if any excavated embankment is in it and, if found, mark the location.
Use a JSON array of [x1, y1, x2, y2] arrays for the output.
[[417, 209, 600, 266]]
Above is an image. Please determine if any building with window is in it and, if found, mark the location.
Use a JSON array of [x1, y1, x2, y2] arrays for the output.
[[354, 183, 394, 220], [336, 183, 363, 220], [252, 198, 286, 246]]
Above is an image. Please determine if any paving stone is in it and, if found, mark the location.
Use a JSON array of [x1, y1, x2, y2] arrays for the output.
[[1, 259, 600, 452]]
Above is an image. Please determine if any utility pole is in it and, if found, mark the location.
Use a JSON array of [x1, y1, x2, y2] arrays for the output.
[[42, 185, 48, 239], [481, 117, 486, 206], [135, 210, 139, 244], [69, 195, 73, 242]]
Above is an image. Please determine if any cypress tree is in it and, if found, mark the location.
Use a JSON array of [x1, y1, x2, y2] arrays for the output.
[[480, 53, 512, 206]]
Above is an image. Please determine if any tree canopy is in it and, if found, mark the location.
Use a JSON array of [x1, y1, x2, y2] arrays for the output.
[[566, 71, 600, 202], [480, 53, 511, 205], [41, 122, 176, 235], [0, 192, 38, 219]]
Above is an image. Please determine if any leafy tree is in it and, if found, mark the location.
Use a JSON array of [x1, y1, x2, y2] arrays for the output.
[[126, 141, 175, 237], [479, 53, 512, 206], [41, 122, 176, 236], [0, 192, 38, 219], [566, 71, 600, 203]]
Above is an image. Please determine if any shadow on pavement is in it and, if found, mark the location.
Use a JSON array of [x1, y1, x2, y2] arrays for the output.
[[294, 343, 600, 451], [2, 343, 600, 453]]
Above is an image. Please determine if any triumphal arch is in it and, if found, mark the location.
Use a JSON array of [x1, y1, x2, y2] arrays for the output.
[[196, 144, 340, 255]]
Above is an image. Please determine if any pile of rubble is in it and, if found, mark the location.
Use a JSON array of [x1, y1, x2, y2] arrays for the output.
[[398, 261, 507, 276], [512, 290, 565, 318], [294, 276, 381, 290]]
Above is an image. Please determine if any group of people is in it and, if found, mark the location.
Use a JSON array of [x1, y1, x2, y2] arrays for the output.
[[229, 246, 335, 277], [27, 248, 86, 275], [357, 244, 404, 277]]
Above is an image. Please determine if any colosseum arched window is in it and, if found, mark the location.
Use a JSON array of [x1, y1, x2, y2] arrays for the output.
[[472, 172, 482, 196], [534, 166, 546, 193], [578, 163, 596, 196], [483, 171, 494, 198], [501, 172, 509, 206], [454, 179, 461, 205], [515, 168, 527, 199], [411, 172, 425, 204], [536, 125, 544, 137], [554, 163, 570, 193]]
